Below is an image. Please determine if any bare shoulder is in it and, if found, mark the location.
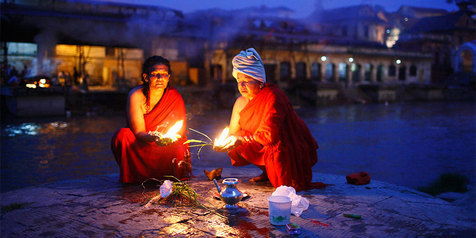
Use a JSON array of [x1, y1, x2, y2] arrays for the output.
[[234, 96, 248, 109], [129, 86, 145, 100]]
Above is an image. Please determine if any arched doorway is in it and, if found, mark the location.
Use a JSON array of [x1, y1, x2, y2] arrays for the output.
[[311, 62, 321, 81], [296, 62, 307, 80], [352, 64, 361, 83], [325, 63, 335, 82], [398, 65, 406, 81], [453, 41, 476, 73], [461, 50, 473, 73], [279, 61, 291, 82], [377, 64, 384, 82], [338, 62, 347, 82]]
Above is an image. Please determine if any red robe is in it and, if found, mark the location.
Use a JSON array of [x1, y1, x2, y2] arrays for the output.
[[228, 83, 325, 191], [111, 86, 190, 183]]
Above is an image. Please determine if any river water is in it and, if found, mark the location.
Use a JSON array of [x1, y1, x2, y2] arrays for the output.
[[1, 101, 475, 192]]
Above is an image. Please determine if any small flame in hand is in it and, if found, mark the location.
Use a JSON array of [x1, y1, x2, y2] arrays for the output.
[[214, 127, 236, 148], [164, 120, 183, 139], [215, 127, 230, 146]]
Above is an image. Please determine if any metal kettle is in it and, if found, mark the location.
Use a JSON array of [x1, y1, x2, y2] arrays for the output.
[[213, 178, 243, 208]]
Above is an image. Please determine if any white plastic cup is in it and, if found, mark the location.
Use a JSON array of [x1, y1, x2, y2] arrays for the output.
[[268, 196, 292, 225]]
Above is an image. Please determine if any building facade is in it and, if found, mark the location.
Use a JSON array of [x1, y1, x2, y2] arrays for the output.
[[1, 0, 473, 101]]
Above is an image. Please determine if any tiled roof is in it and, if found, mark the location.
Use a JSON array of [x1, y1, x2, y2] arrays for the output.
[[405, 11, 469, 33], [308, 5, 387, 24]]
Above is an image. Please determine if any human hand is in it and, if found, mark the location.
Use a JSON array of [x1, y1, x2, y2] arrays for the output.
[[148, 130, 181, 146], [154, 135, 181, 146], [237, 135, 254, 143], [213, 136, 238, 152]]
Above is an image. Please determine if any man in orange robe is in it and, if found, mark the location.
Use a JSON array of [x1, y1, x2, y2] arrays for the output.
[[111, 56, 190, 183], [221, 48, 325, 191]]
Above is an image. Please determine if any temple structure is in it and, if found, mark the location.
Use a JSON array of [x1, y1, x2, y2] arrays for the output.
[[1, 0, 474, 104]]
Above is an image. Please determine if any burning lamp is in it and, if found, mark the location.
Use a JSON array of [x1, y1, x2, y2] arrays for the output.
[[213, 127, 237, 151], [396, 59, 402, 65], [321, 56, 327, 62], [149, 120, 183, 146]]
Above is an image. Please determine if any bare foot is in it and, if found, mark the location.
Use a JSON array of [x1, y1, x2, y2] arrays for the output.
[[250, 172, 268, 182]]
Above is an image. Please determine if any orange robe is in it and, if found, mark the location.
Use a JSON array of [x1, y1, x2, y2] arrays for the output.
[[228, 83, 325, 191], [111, 87, 190, 183]]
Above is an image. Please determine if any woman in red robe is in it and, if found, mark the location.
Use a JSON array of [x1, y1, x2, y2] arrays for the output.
[[216, 48, 324, 191], [111, 56, 191, 184]]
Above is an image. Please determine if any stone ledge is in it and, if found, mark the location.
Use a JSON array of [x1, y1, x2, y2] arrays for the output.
[[1, 169, 475, 237]]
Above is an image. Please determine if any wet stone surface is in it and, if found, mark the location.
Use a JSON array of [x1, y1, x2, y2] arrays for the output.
[[1, 168, 475, 237]]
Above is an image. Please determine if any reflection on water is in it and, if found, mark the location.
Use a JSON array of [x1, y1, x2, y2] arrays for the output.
[[299, 101, 476, 190], [1, 101, 475, 192]]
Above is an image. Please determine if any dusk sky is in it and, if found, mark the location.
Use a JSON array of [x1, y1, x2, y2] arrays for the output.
[[99, 0, 460, 17]]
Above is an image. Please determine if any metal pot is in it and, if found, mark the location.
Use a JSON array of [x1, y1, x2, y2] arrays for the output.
[[214, 178, 243, 208]]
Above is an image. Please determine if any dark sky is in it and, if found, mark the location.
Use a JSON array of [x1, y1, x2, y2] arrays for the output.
[[99, 0, 460, 17]]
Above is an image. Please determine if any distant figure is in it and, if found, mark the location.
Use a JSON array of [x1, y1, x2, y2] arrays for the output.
[[10, 66, 18, 78], [111, 56, 191, 183], [7, 65, 20, 86], [7, 75, 20, 86], [81, 73, 89, 92], [20, 65, 28, 79], [58, 71, 65, 86], [73, 67, 80, 85], [214, 48, 325, 191], [64, 72, 72, 86]]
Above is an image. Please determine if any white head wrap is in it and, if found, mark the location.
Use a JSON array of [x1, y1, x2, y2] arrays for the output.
[[232, 48, 266, 83]]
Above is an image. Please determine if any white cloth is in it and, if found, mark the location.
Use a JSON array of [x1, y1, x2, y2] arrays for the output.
[[272, 185, 310, 217], [232, 48, 266, 83], [160, 180, 173, 198]]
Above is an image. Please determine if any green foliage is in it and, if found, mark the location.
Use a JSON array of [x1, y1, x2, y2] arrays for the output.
[[183, 128, 213, 160], [142, 176, 227, 221], [418, 173, 469, 196]]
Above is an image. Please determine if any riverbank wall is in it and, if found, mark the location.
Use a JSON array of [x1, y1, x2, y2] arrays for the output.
[[2, 83, 474, 118]]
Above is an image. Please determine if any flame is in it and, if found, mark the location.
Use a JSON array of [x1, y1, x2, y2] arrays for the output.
[[164, 120, 183, 139], [214, 127, 236, 148], [214, 127, 230, 146]]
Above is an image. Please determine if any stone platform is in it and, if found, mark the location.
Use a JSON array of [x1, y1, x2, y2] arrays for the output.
[[1, 167, 475, 237]]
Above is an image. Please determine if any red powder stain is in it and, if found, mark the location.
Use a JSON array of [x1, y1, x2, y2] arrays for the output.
[[236, 219, 270, 237]]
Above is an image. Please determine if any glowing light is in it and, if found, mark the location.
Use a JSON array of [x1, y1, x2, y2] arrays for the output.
[[348, 57, 354, 63], [5, 123, 40, 136], [26, 84, 37, 88], [321, 56, 327, 62], [385, 27, 400, 48], [396, 59, 402, 65], [214, 127, 236, 148], [215, 128, 229, 146], [164, 120, 183, 139]]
